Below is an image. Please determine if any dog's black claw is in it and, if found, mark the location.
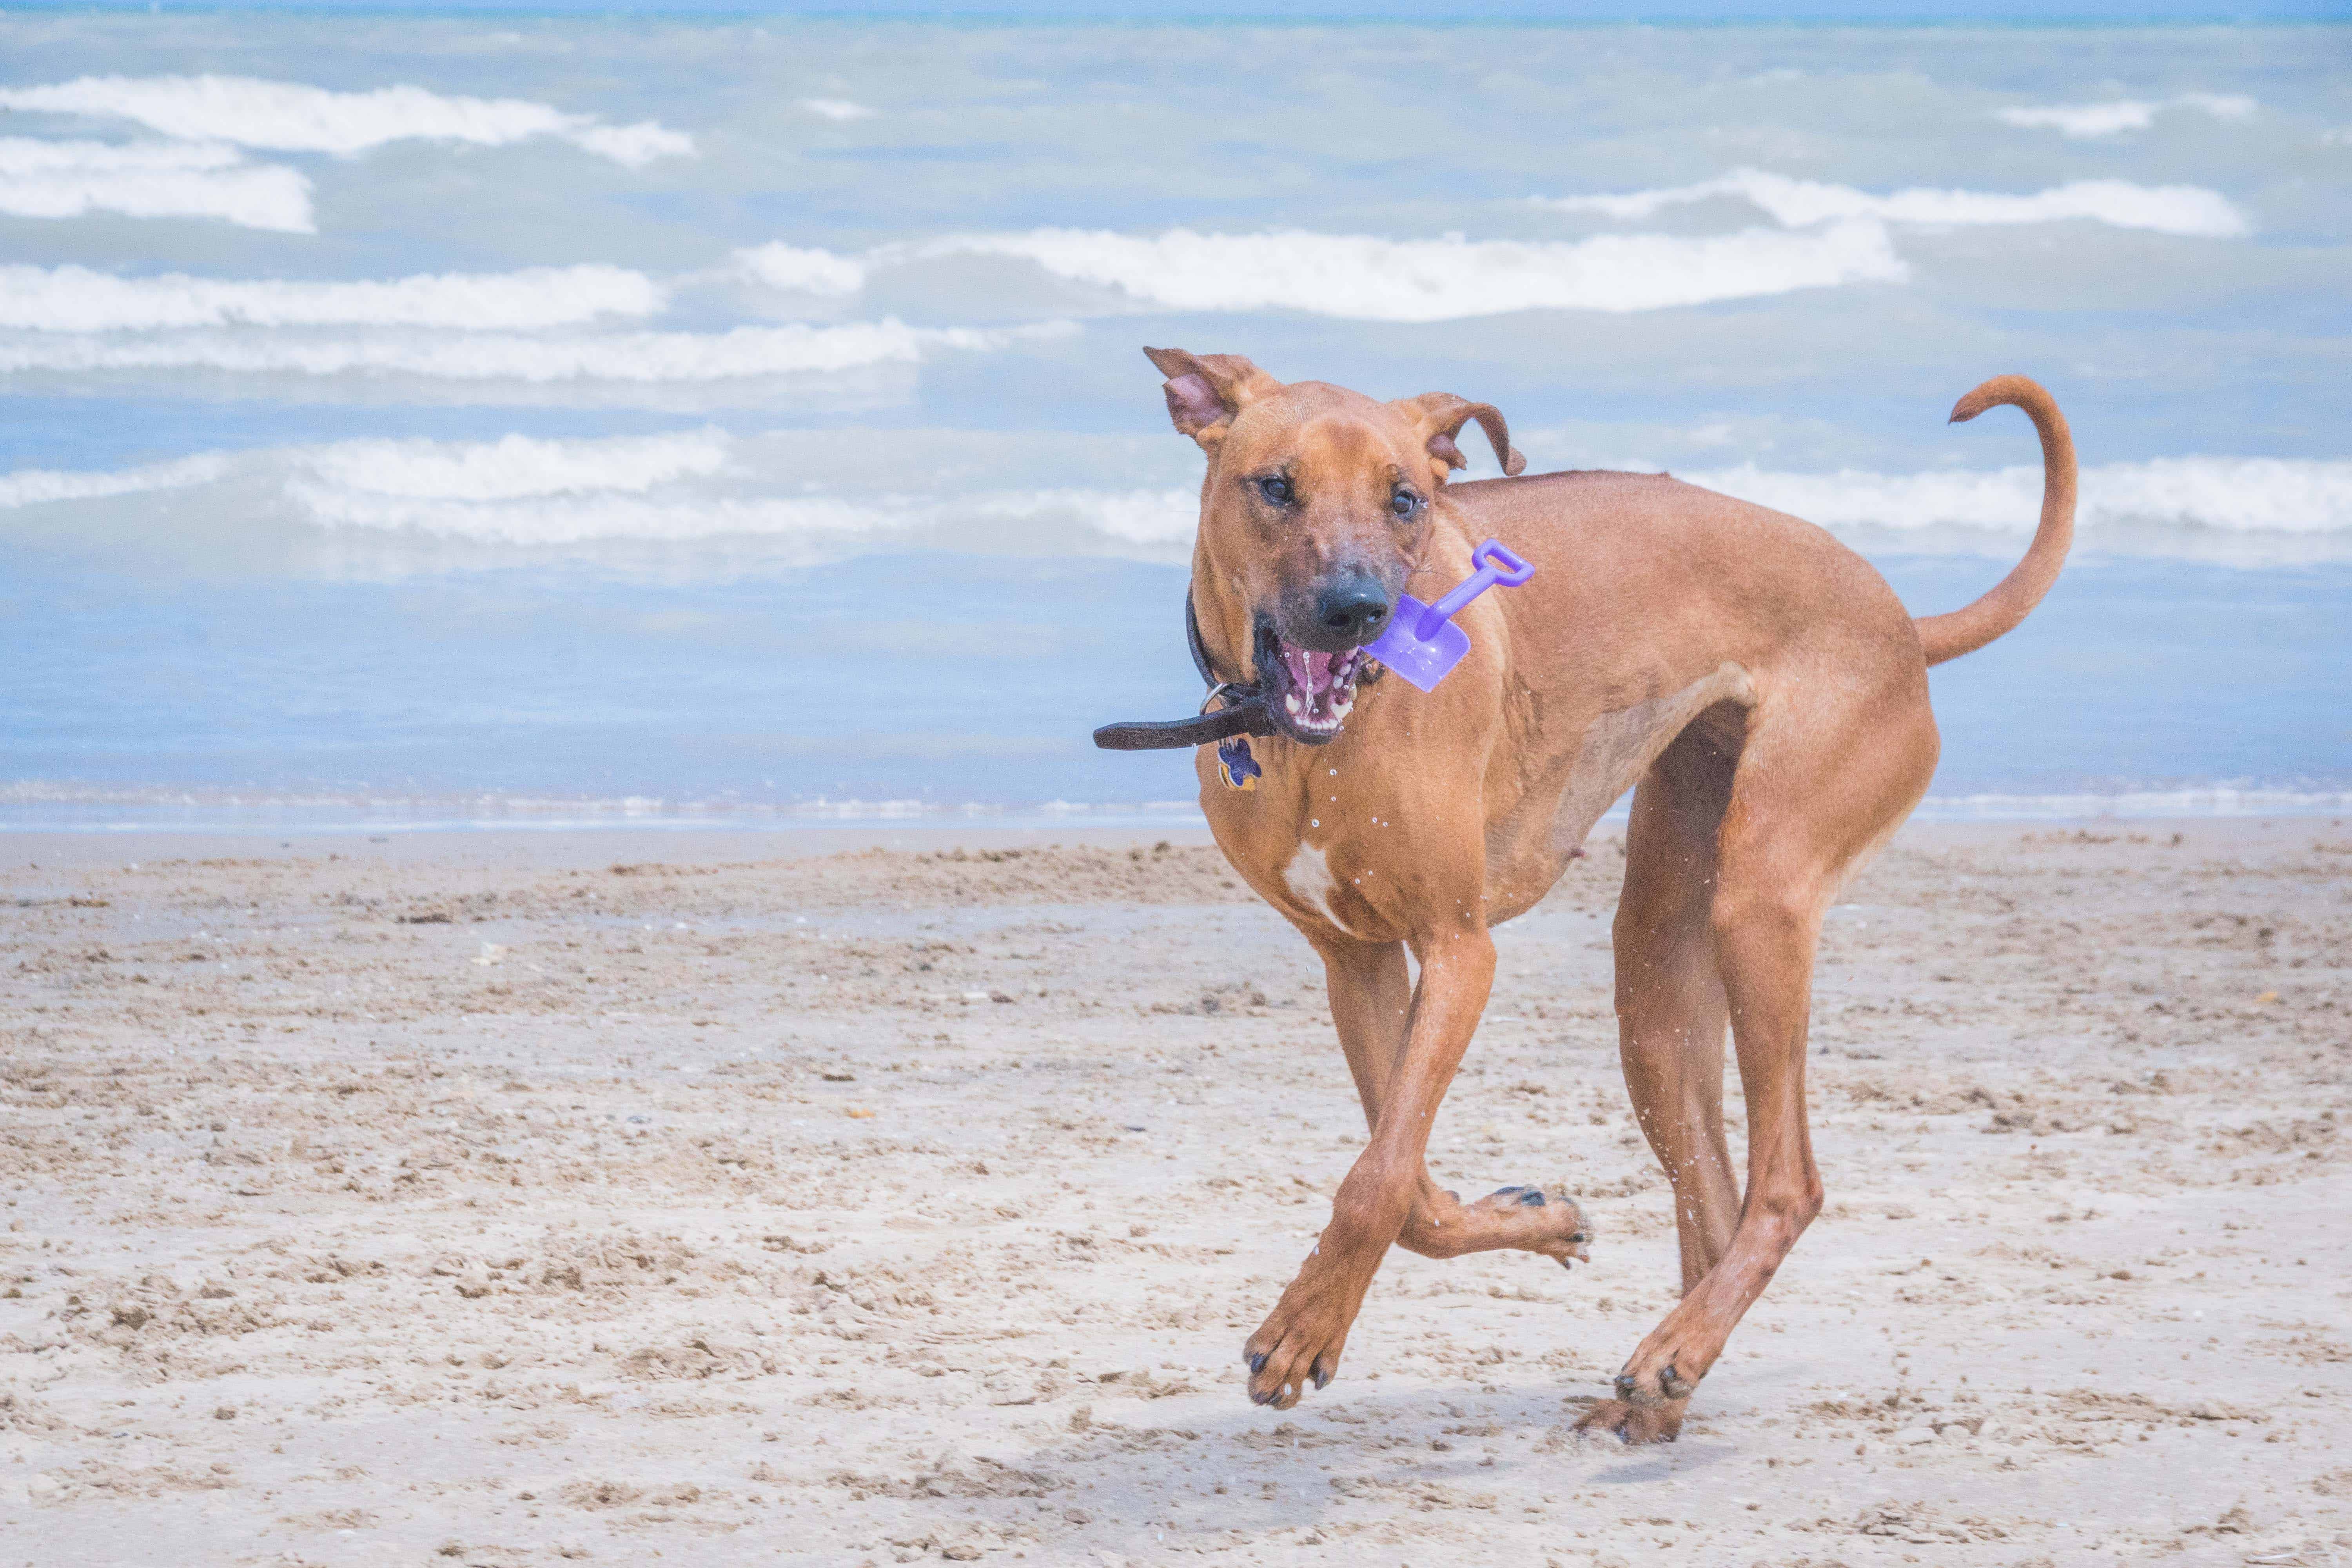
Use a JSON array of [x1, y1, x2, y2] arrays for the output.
[[1312, 1367, 1331, 1390], [1518, 1189, 1546, 1207], [1492, 1184, 1523, 1196], [1614, 1371, 1639, 1401], [1248, 1352, 1267, 1375], [1251, 1388, 1274, 1406]]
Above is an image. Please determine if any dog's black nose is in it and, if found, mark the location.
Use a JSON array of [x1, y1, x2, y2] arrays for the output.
[[1315, 576, 1390, 646]]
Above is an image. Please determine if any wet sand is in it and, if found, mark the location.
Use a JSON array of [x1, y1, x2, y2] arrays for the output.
[[1, 818, 2347, 1566]]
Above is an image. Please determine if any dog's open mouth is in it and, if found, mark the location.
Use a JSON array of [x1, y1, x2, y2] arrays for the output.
[[1265, 635, 1367, 743]]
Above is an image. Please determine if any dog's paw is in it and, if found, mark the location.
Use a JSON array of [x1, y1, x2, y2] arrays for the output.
[[1614, 1359, 1699, 1406], [1572, 1397, 1686, 1445], [1241, 1293, 1357, 1411], [1463, 1184, 1592, 1269]]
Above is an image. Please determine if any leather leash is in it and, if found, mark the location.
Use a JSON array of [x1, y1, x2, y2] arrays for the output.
[[1091, 594, 1279, 752]]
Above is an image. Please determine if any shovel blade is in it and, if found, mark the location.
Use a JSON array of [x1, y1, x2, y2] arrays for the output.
[[1364, 594, 1470, 692]]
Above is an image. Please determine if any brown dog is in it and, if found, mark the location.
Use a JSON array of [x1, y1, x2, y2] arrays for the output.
[[1134, 346, 2074, 1441]]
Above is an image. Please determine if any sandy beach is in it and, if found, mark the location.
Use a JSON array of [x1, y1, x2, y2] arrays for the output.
[[1, 817, 2346, 1567]]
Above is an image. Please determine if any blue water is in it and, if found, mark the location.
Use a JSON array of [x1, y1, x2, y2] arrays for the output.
[[0, 14, 2346, 824], [7, 550, 2346, 815]]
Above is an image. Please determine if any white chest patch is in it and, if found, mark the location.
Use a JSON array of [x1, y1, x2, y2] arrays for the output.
[[1283, 842, 1354, 936]]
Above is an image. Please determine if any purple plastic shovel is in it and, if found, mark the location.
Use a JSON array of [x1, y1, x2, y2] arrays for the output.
[[1364, 537, 1535, 692]]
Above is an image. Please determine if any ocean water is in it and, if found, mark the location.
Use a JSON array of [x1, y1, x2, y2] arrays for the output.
[[2, 14, 2347, 829]]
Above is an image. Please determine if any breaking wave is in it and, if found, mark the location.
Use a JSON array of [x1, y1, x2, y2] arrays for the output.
[[797, 98, 875, 123], [0, 318, 1070, 385], [899, 220, 1906, 321], [0, 137, 313, 231], [0, 263, 666, 333], [727, 173, 2240, 328], [282, 490, 1189, 550], [1682, 456, 2352, 540], [0, 781, 1215, 832], [0, 74, 693, 166], [1995, 93, 2258, 138], [297, 431, 730, 502], [2, 433, 2343, 566], [733, 242, 869, 296], [286, 479, 1194, 549], [0, 452, 233, 509], [4, 778, 2343, 832], [0, 430, 1193, 555], [1913, 786, 2352, 820], [1537, 169, 2247, 240]]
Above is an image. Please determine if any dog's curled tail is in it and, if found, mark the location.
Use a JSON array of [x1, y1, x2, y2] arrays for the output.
[[1913, 375, 2076, 668]]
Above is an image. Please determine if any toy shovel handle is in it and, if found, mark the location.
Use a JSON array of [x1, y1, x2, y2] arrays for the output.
[[1417, 538, 1535, 638]]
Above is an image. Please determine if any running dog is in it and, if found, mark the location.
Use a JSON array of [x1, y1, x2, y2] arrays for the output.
[[1111, 347, 2073, 1441]]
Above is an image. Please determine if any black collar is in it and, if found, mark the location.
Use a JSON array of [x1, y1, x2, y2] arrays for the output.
[[1091, 592, 1278, 752]]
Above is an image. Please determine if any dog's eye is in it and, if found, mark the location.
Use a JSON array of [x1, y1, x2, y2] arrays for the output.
[[1390, 489, 1421, 517], [1257, 475, 1293, 506]]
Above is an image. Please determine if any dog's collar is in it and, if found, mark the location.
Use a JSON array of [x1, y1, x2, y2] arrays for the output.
[[1091, 593, 1280, 752]]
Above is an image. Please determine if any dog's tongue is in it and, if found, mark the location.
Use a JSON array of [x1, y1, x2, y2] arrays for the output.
[[1284, 647, 1337, 695]]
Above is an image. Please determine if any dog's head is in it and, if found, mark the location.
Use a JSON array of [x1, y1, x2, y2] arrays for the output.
[[1147, 347, 1524, 745]]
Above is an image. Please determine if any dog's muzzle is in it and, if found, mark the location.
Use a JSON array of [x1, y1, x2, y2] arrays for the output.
[[1265, 634, 1368, 742], [1091, 590, 1384, 753]]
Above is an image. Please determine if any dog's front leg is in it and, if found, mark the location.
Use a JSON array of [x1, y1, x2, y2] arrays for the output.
[[1318, 935, 1588, 1266], [1243, 922, 1495, 1409]]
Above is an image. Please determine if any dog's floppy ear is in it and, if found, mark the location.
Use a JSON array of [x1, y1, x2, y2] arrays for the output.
[[1143, 347, 1280, 447], [1394, 392, 1527, 482]]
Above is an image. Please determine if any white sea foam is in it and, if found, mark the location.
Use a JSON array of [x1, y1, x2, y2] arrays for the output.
[[971, 488, 1196, 547], [913, 221, 1905, 321], [1996, 93, 2257, 138], [0, 452, 232, 508], [0, 318, 1068, 383], [296, 431, 731, 502], [285, 482, 1192, 548], [0, 137, 313, 231], [9, 777, 2341, 829], [273, 451, 2350, 557], [733, 243, 868, 296], [12, 429, 2346, 567], [287, 487, 884, 545], [0, 263, 666, 333], [798, 98, 875, 122], [1915, 788, 2352, 820], [2179, 93, 2260, 122], [0, 430, 1187, 561], [1539, 169, 2247, 240], [1682, 456, 2352, 538], [0, 75, 694, 166], [0, 780, 1216, 829]]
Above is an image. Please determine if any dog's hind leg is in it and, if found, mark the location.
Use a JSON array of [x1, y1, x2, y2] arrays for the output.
[[1616, 725, 1746, 1292], [1317, 936, 1591, 1268], [1596, 679, 1938, 1441], [1573, 729, 1741, 1443]]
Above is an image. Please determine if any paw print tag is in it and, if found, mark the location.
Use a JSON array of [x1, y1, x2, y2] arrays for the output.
[[1216, 735, 1261, 791]]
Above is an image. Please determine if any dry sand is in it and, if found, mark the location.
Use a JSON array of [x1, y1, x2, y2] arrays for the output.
[[0, 818, 2347, 1567]]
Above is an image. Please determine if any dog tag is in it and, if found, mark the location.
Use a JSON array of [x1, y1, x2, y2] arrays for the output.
[[1365, 538, 1535, 691], [1216, 735, 1261, 791]]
